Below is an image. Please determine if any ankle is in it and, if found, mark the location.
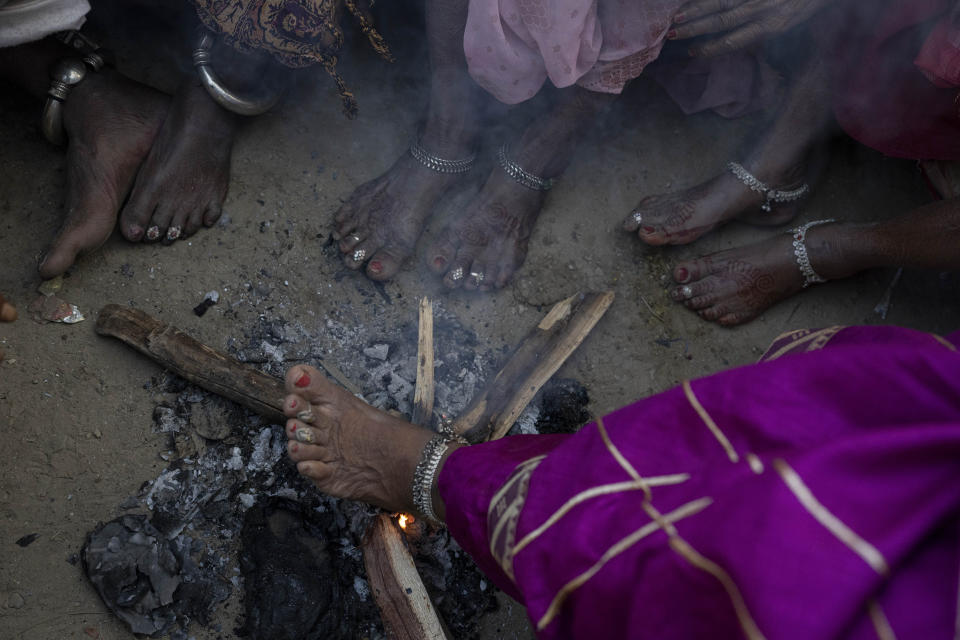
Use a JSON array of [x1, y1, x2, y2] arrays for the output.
[[804, 222, 872, 280]]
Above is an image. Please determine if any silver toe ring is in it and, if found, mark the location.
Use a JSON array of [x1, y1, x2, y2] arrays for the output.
[[166, 226, 181, 241], [295, 427, 315, 444], [680, 285, 693, 300], [352, 248, 366, 262], [146, 226, 161, 241], [450, 267, 464, 281], [469, 271, 485, 284], [631, 211, 643, 225]]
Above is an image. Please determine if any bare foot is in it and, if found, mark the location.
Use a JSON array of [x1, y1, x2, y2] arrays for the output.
[[333, 149, 472, 281], [38, 69, 168, 278], [281, 365, 458, 517], [622, 160, 807, 246], [119, 80, 236, 243], [425, 170, 544, 291], [669, 222, 847, 326]]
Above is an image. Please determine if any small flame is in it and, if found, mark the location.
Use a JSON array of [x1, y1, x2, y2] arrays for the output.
[[397, 514, 409, 529]]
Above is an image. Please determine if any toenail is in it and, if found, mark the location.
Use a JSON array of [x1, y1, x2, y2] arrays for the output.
[[294, 372, 311, 388], [433, 256, 447, 268], [290, 442, 299, 453], [288, 398, 298, 409], [642, 225, 656, 234], [146, 226, 160, 241], [369, 260, 382, 274], [674, 13, 685, 22], [677, 267, 689, 282], [128, 225, 143, 239]]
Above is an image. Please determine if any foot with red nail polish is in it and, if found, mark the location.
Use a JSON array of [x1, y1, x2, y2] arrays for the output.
[[622, 58, 833, 247], [281, 365, 461, 517]]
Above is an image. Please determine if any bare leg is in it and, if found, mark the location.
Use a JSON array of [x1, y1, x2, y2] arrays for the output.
[[333, 0, 485, 280], [624, 57, 833, 246], [670, 197, 960, 326], [426, 87, 616, 290]]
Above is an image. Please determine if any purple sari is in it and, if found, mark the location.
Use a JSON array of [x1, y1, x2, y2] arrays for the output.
[[439, 326, 960, 639]]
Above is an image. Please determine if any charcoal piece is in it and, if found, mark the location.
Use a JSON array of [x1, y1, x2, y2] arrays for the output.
[[82, 515, 231, 637], [536, 378, 591, 435], [15, 533, 39, 547], [82, 516, 180, 636], [238, 498, 345, 640], [189, 397, 233, 440]]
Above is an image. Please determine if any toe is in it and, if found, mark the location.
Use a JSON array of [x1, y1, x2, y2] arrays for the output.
[[622, 208, 644, 232], [425, 227, 459, 275], [201, 200, 222, 229], [366, 248, 403, 281], [296, 460, 333, 483], [338, 230, 365, 254], [163, 210, 188, 244], [119, 186, 158, 242], [285, 365, 323, 395], [673, 255, 719, 284], [697, 305, 729, 322], [637, 223, 668, 246], [344, 238, 377, 270], [718, 312, 753, 327], [443, 254, 473, 289]]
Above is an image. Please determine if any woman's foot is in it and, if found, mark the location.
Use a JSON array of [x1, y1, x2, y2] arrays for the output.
[[426, 169, 545, 291], [282, 365, 447, 515], [38, 69, 169, 278], [333, 146, 473, 281], [669, 222, 851, 326], [119, 80, 237, 244], [622, 159, 808, 246]]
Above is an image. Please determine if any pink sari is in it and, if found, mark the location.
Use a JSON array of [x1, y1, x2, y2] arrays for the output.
[[439, 325, 960, 639]]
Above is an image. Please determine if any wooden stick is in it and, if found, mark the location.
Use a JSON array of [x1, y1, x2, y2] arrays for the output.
[[362, 514, 447, 640], [452, 291, 614, 442], [95, 304, 286, 424], [411, 297, 435, 428]]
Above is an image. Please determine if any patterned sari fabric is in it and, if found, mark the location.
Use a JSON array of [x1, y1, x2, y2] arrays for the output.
[[439, 325, 960, 639], [190, 0, 392, 117]]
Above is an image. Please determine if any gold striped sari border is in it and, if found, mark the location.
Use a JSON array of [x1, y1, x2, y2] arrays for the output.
[[762, 326, 844, 362], [682, 380, 739, 463], [596, 416, 644, 485], [535, 497, 713, 631], [773, 459, 890, 576], [931, 333, 957, 352], [513, 474, 690, 557], [868, 600, 897, 640]]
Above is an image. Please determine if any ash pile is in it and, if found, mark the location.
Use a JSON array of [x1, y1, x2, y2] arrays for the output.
[[82, 301, 590, 639]]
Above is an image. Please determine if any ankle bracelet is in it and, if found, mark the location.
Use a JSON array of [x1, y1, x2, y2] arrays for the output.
[[41, 31, 105, 146], [411, 434, 454, 526], [791, 219, 835, 288], [409, 139, 476, 174], [728, 161, 809, 212], [497, 144, 554, 191]]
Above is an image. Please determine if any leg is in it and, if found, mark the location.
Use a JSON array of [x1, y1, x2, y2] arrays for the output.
[[334, 0, 485, 280], [281, 366, 461, 521], [426, 87, 616, 290], [624, 57, 834, 246], [670, 196, 960, 326], [0, 39, 170, 278]]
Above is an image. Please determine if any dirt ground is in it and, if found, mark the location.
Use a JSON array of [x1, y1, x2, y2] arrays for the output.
[[2, 6, 960, 640]]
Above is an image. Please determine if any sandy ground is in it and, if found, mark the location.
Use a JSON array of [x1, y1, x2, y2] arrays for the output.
[[2, 6, 960, 640]]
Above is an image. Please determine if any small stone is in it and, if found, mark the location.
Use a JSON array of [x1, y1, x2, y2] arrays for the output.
[[37, 275, 64, 295], [7, 592, 24, 608], [93, 429, 102, 439], [363, 343, 389, 361]]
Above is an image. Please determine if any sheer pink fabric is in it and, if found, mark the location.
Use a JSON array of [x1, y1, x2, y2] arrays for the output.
[[463, 0, 679, 104]]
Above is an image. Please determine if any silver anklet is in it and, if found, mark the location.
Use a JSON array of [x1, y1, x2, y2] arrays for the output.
[[412, 434, 457, 526], [791, 219, 835, 288], [497, 144, 554, 191], [728, 161, 809, 212], [41, 31, 106, 145], [409, 140, 476, 174]]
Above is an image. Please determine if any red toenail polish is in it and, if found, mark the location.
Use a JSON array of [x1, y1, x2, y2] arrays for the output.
[[369, 261, 382, 274], [295, 373, 311, 388], [677, 267, 689, 282], [288, 398, 298, 409], [434, 256, 446, 268], [642, 225, 655, 233], [667, 29, 677, 39], [674, 13, 685, 23], [290, 443, 299, 452]]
